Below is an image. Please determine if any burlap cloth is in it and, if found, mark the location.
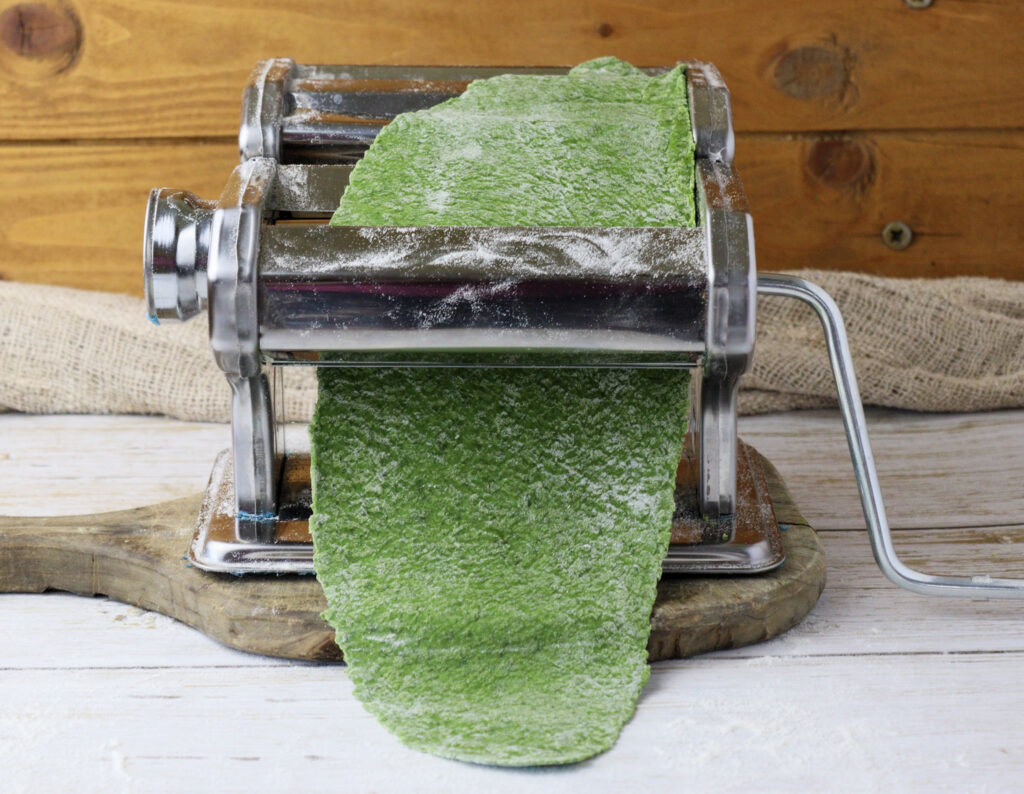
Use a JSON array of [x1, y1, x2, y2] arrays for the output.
[[2, 271, 1023, 421]]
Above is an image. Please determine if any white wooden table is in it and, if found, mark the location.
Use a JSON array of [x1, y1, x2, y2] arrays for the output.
[[2, 409, 1023, 794]]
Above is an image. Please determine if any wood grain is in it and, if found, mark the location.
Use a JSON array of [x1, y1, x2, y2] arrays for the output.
[[739, 409, 1024, 531], [742, 130, 1024, 278], [0, 140, 238, 292], [2, 129, 1021, 293], [0, 0, 1021, 139]]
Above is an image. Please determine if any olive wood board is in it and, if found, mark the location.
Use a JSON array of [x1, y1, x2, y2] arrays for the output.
[[0, 445, 825, 662]]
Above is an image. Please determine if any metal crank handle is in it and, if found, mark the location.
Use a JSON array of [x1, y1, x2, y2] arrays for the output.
[[756, 273, 1024, 599]]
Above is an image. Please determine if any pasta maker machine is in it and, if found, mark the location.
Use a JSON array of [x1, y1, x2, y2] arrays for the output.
[[143, 59, 1024, 599]]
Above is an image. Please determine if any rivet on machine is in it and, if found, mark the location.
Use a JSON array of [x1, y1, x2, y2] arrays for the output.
[[143, 59, 1024, 598]]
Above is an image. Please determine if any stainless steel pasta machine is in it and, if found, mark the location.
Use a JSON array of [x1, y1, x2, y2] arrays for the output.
[[143, 59, 1023, 598]]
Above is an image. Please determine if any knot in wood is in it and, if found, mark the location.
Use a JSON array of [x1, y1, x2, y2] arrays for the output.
[[806, 137, 874, 191], [0, 2, 79, 59], [773, 45, 851, 102]]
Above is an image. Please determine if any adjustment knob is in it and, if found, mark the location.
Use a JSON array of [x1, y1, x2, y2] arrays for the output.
[[143, 187, 216, 322]]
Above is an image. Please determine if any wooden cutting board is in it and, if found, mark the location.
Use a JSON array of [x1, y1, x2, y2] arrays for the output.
[[0, 447, 824, 662]]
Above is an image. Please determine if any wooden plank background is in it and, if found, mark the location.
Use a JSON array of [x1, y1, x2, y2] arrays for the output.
[[0, 0, 1021, 293]]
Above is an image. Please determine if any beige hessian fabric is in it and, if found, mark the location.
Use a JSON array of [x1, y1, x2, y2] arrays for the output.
[[0, 281, 312, 422], [2, 271, 1023, 420], [743, 270, 1024, 414]]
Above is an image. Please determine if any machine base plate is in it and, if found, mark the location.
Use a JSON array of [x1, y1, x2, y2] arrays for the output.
[[191, 439, 785, 575]]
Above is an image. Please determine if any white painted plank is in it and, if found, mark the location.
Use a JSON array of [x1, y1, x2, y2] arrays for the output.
[[0, 415, 231, 515], [3, 410, 1022, 527], [740, 408, 1024, 530], [0, 415, 309, 515], [2, 654, 1022, 794], [715, 524, 1024, 659], [0, 594, 289, 669]]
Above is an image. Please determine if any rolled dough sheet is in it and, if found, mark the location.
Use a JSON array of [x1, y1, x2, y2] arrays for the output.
[[331, 57, 695, 228], [312, 57, 695, 766]]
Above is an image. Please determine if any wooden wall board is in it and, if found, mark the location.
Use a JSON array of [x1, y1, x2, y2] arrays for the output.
[[740, 129, 1024, 279], [0, 0, 1021, 140], [0, 139, 239, 292], [0, 1, 1018, 284], [1, 129, 1021, 294]]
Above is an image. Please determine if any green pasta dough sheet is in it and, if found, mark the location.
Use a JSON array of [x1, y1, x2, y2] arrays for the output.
[[311, 57, 696, 766], [331, 57, 695, 228]]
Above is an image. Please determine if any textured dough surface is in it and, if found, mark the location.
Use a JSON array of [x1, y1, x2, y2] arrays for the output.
[[312, 57, 695, 765], [331, 57, 695, 228]]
